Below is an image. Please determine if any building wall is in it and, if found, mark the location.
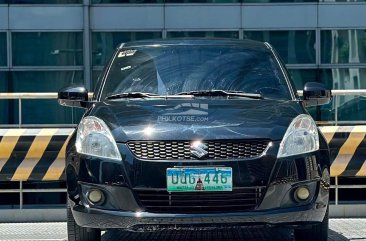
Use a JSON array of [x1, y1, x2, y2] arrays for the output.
[[0, 1, 366, 125]]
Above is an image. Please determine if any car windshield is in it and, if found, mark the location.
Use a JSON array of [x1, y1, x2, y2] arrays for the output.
[[101, 44, 292, 100]]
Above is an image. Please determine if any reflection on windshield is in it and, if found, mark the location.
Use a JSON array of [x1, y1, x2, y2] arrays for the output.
[[102, 45, 292, 100]]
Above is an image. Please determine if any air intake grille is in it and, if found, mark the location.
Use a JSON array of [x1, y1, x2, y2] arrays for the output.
[[127, 140, 269, 160], [134, 187, 265, 213]]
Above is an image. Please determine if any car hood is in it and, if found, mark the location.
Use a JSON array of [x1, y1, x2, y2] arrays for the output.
[[88, 99, 304, 142]]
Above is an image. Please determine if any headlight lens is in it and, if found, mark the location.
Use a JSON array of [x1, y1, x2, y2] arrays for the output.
[[76, 116, 121, 160], [277, 114, 319, 158]]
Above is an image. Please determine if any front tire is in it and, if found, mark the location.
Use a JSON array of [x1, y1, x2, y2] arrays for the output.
[[294, 207, 329, 241], [67, 206, 101, 241]]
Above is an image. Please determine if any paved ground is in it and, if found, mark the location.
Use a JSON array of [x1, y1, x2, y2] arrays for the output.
[[0, 219, 365, 241]]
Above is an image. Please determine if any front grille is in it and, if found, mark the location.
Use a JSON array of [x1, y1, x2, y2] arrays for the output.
[[127, 140, 269, 160], [134, 187, 265, 213]]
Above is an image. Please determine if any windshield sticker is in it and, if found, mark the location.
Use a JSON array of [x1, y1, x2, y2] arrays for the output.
[[118, 49, 137, 58], [121, 66, 132, 71]]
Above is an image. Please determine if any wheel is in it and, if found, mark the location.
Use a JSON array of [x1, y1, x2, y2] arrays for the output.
[[67, 205, 101, 241], [294, 207, 329, 241]]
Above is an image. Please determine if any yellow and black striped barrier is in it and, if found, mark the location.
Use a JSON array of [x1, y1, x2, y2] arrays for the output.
[[0, 128, 74, 181], [0, 126, 366, 181], [320, 126, 366, 177]]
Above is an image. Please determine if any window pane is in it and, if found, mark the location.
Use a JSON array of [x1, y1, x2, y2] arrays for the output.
[[244, 30, 316, 64], [92, 0, 162, 3], [321, 30, 366, 64], [102, 45, 292, 100], [0, 71, 11, 125], [287, 69, 333, 122], [288, 69, 318, 91], [319, 0, 365, 2], [9, 71, 84, 92], [321, 68, 366, 90], [12, 32, 83, 66], [0, 33, 6, 66], [321, 68, 366, 122], [167, 31, 239, 39], [165, 0, 238, 3], [10, 0, 81, 3], [92, 32, 162, 66], [289, 68, 366, 122], [0, 71, 84, 125], [243, 0, 316, 2]]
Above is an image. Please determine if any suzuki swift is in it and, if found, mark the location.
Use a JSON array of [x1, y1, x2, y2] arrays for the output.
[[58, 39, 331, 241]]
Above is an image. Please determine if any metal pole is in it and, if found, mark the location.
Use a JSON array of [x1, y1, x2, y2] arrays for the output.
[[19, 181, 23, 209], [335, 176, 338, 205], [335, 95, 338, 125], [18, 97, 22, 128], [83, 0, 91, 91]]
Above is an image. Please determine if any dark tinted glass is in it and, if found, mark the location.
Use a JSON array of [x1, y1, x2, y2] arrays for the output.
[[288, 69, 332, 122], [10, 0, 81, 3], [320, 68, 366, 90], [92, 0, 316, 2], [167, 31, 239, 39], [92, 32, 162, 66], [321, 68, 366, 122], [92, 0, 162, 2], [288, 69, 318, 90], [9, 71, 84, 92], [0, 33, 6, 66], [243, 0, 316, 2], [295, 68, 366, 122], [165, 0, 239, 3], [319, 0, 365, 2], [0, 71, 10, 124], [321, 30, 366, 64], [102, 45, 291, 100], [244, 30, 316, 64], [12, 32, 83, 66], [0, 71, 84, 125]]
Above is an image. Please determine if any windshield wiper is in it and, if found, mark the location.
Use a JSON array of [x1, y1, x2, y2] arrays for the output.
[[106, 92, 160, 100], [176, 90, 263, 99]]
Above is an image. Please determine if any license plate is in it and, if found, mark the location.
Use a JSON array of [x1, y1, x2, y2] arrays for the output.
[[166, 167, 232, 192]]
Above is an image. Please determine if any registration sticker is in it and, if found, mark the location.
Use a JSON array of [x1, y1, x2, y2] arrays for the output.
[[118, 49, 137, 58]]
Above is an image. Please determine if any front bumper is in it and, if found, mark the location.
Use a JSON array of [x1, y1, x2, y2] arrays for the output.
[[71, 203, 327, 230], [66, 140, 330, 230]]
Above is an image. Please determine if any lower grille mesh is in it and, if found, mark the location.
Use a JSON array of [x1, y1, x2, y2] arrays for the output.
[[134, 187, 265, 213]]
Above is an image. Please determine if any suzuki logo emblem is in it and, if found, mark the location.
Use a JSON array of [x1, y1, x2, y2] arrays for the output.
[[190, 141, 208, 159]]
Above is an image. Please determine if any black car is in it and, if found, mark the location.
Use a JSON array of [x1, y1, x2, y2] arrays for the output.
[[59, 39, 331, 241]]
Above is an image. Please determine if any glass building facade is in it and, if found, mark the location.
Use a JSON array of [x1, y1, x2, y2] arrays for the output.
[[0, 2, 366, 125]]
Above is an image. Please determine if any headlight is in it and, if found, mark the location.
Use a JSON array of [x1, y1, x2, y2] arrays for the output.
[[76, 116, 122, 160], [277, 114, 319, 158]]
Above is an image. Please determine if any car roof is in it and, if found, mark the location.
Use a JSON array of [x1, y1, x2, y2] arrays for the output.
[[120, 38, 270, 51]]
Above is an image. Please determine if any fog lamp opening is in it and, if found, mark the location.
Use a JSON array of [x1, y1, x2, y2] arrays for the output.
[[295, 186, 310, 201], [87, 189, 104, 204]]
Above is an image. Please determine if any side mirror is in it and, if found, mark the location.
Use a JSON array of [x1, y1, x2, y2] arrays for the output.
[[303, 82, 332, 107], [58, 85, 89, 108]]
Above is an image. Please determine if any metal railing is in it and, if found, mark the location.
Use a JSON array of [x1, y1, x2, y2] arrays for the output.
[[1, 90, 366, 127], [332, 176, 366, 206], [0, 92, 93, 128], [297, 89, 366, 125], [0, 181, 66, 209], [1, 90, 366, 208]]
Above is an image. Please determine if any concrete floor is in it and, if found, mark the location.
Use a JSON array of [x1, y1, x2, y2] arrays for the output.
[[0, 219, 365, 241]]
